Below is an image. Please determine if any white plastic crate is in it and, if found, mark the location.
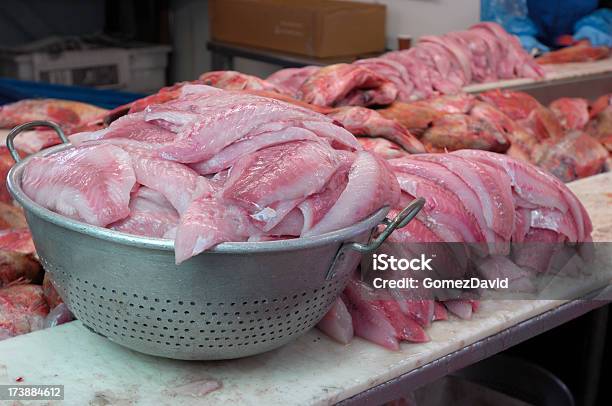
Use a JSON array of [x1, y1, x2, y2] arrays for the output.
[[0, 45, 171, 94]]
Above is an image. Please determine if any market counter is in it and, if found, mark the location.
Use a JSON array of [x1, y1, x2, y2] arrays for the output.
[[0, 172, 610, 406]]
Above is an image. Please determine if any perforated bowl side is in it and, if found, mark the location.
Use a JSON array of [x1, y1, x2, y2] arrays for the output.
[[25, 204, 373, 360], [44, 255, 353, 359]]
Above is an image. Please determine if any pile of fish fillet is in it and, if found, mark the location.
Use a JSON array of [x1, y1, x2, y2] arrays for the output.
[[378, 90, 611, 182], [112, 80, 611, 183], [203, 22, 543, 105], [0, 164, 72, 340], [8, 84, 594, 350], [318, 150, 593, 349], [0, 101, 104, 340], [21, 85, 398, 264]]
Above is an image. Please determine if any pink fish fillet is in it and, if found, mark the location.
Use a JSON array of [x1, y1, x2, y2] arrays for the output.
[[444, 299, 473, 320], [0, 229, 36, 255], [413, 154, 515, 241], [303, 151, 399, 236], [386, 208, 469, 277], [266, 66, 321, 96], [549, 98, 590, 131], [513, 228, 565, 273], [342, 278, 399, 350], [393, 155, 504, 248], [513, 207, 532, 243], [173, 196, 258, 264], [530, 207, 578, 242], [266, 208, 304, 237], [189, 126, 321, 175], [70, 112, 176, 146], [110, 187, 179, 238], [297, 63, 398, 107], [433, 302, 449, 321], [316, 297, 354, 344], [357, 137, 410, 160], [391, 167, 485, 243], [222, 141, 340, 215], [326, 106, 425, 153], [154, 92, 333, 162], [452, 150, 589, 241], [127, 150, 212, 214], [298, 153, 353, 234], [22, 144, 136, 227], [377, 300, 429, 343]]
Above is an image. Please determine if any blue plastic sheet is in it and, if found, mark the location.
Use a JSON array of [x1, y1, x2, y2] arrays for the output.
[[480, 0, 548, 52], [0, 78, 144, 109], [481, 0, 602, 48], [573, 9, 612, 47]]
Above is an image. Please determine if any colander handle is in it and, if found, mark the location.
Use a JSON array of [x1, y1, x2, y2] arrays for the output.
[[350, 197, 425, 254], [325, 197, 425, 280], [6, 120, 69, 163]]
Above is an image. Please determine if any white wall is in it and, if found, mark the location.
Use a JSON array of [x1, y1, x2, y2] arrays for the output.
[[359, 0, 481, 49]]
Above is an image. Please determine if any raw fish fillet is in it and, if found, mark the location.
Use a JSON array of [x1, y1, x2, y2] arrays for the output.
[[549, 98, 590, 131], [199, 70, 284, 93], [443, 300, 473, 320], [517, 106, 564, 141], [397, 175, 483, 244], [128, 150, 212, 214], [0, 283, 49, 340], [477, 89, 541, 121], [304, 151, 399, 236], [433, 302, 448, 321], [173, 196, 257, 264], [411, 154, 514, 241], [391, 161, 486, 243], [422, 113, 510, 153], [342, 278, 399, 350], [377, 300, 429, 342], [42, 272, 63, 309], [316, 297, 354, 344], [71, 112, 176, 146], [110, 187, 179, 238], [354, 58, 414, 102], [44, 302, 74, 328], [222, 141, 341, 219], [266, 66, 321, 96], [453, 150, 590, 241], [22, 144, 136, 227], [0, 229, 36, 255], [537, 40, 610, 64], [298, 155, 353, 235], [327, 106, 425, 153], [190, 127, 321, 175], [154, 91, 344, 162], [533, 131, 608, 182], [357, 137, 410, 160], [0, 99, 107, 129], [297, 64, 398, 107]]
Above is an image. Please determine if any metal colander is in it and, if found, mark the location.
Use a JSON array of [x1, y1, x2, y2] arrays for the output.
[[6, 121, 424, 360]]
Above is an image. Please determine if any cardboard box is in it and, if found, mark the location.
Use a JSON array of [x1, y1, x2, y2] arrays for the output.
[[209, 0, 386, 58]]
